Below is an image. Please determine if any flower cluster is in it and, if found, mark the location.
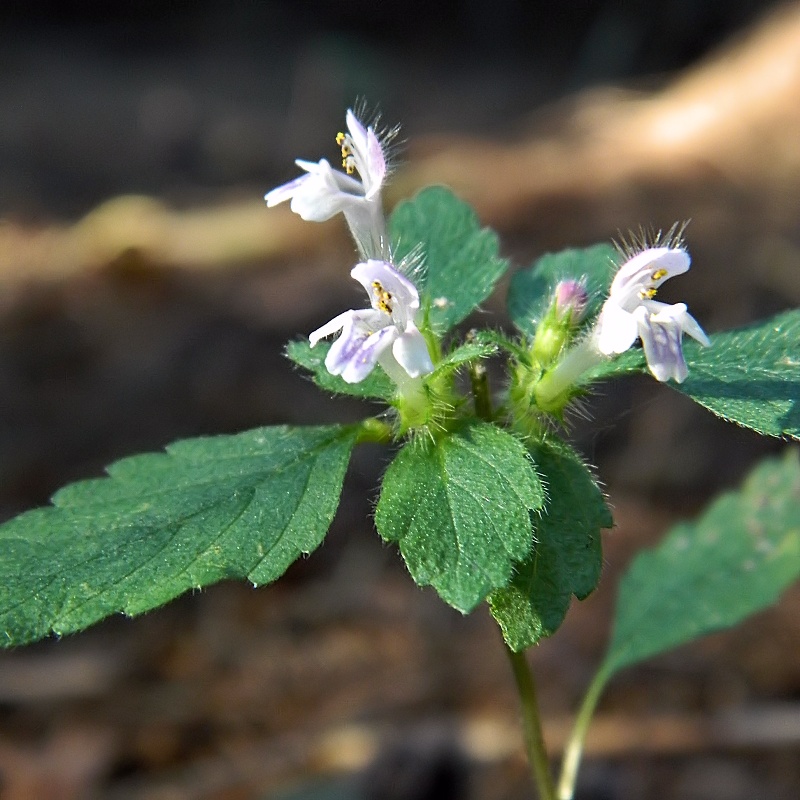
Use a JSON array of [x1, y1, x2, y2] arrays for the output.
[[266, 107, 710, 424], [265, 109, 434, 395], [532, 243, 709, 414]]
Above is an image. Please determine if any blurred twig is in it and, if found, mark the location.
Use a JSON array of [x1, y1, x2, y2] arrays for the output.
[[0, 196, 350, 286], [2, 2, 799, 301]]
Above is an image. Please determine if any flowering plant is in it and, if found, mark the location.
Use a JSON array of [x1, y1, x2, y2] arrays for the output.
[[2, 108, 799, 799]]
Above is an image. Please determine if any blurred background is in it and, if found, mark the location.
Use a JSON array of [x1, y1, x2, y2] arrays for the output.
[[1, 1, 799, 798]]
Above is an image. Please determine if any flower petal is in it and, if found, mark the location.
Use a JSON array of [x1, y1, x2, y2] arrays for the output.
[[610, 247, 690, 310], [345, 110, 369, 155], [318, 309, 392, 383], [264, 173, 310, 207], [595, 302, 639, 355], [345, 110, 386, 198], [289, 161, 356, 221], [340, 326, 398, 384], [363, 127, 386, 199], [351, 260, 420, 324], [265, 159, 365, 222], [392, 323, 434, 378], [636, 306, 689, 382], [293, 159, 364, 195], [647, 302, 711, 347], [309, 310, 354, 348], [673, 304, 711, 347]]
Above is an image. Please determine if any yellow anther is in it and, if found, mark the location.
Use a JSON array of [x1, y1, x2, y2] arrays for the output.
[[639, 287, 658, 299], [651, 268, 668, 281], [372, 280, 393, 314], [337, 131, 355, 173]]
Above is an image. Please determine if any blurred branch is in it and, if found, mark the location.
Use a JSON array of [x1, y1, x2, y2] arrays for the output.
[[0, 196, 351, 286], [2, 2, 800, 294], [397, 2, 800, 231]]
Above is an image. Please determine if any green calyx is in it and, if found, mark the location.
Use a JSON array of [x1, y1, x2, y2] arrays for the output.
[[530, 310, 574, 369]]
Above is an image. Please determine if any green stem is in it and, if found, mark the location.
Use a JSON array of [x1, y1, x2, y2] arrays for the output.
[[556, 663, 612, 800], [506, 645, 556, 800], [469, 361, 493, 421]]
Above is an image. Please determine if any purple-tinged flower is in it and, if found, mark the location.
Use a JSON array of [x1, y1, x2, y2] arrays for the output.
[[265, 109, 388, 259], [595, 246, 709, 382], [309, 260, 433, 385]]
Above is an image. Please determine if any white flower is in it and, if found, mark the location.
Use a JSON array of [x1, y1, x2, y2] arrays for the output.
[[594, 246, 710, 382], [264, 109, 388, 259], [309, 260, 434, 385]]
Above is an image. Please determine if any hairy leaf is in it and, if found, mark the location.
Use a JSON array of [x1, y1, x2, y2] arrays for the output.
[[390, 186, 509, 331], [429, 339, 498, 379], [0, 425, 358, 646], [675, 309, 800, 439], [490, 436, 612, 651], [286, 339, 394, 400], [604, 450, 800, 675], [375, 423, 545, 612], [587, 310, 800, 440]]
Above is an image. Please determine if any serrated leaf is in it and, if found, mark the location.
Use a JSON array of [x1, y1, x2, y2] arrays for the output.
[[508, 244, 619, 336], [286, 339, 395, 400], [429, 339, 497, 379], [471, 329, 530, 361], [389, 186, 508, 331], [375, 422, 545, 613], [0, 425, 358, 646], [489, 436, 612, 651], [603, 449, 800, 675], [582, 347, 647, 382], [674, 309, 800, 439], [585, 310, 800, 438]]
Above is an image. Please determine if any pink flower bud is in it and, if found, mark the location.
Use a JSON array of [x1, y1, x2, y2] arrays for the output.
[[554, 280, 588, 325]]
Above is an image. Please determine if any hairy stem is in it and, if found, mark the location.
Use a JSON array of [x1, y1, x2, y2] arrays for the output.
[[506, 645, 556, 800]]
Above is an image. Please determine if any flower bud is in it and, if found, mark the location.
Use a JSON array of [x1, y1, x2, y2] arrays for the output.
[[554, 280, 589, 326], [531, 280, 589, 367]]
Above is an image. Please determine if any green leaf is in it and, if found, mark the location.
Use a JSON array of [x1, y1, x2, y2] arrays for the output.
[[0, 425, 359, 646], [582, 311, 800, 436], [375, 422, 545, 613], [471, 329, 530, 361], [286, 339, 395, 400], [508, 244, 619, 336], [582, 348, 647, 382], [604, 449, 800, 675], [675, 309, 800, 440], [489, 436, 612, 651], [429, 338, 497, 380], [389, 186, 509, 331]]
